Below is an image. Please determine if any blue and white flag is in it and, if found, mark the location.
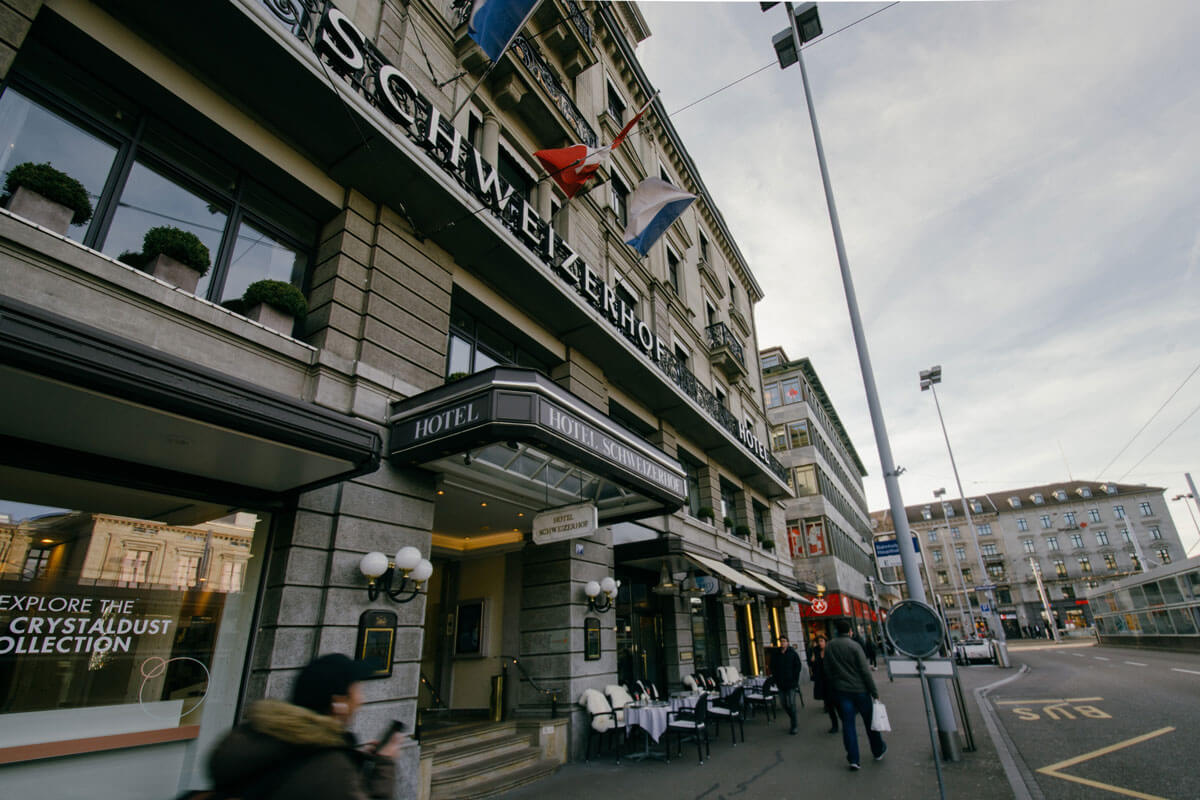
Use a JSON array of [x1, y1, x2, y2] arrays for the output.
[[623, 177, 696, 256], [468, 0, 541, 62]]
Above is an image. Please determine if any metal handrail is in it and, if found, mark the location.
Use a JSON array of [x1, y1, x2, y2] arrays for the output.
[[503, 655, 562, 717]]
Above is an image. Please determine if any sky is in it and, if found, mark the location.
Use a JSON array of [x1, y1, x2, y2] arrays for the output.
[[634, 0, 1200, 557]]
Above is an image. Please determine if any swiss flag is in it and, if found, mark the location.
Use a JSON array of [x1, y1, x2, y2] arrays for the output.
[[533, 93, 656, 199]]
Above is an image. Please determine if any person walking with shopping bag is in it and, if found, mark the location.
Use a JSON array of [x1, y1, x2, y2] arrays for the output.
[[823, 619, 886, 770]]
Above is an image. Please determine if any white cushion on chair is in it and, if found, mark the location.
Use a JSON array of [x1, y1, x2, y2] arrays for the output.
[[683, 674, 698, 691], [606, 684, 634, 708], [580, 689, 615, 732], [727, 665, 742, 683], [670, 719, 704, 729]]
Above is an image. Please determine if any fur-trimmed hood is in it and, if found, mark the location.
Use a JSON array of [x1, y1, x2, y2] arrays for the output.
[[245, 699, 352, 748]]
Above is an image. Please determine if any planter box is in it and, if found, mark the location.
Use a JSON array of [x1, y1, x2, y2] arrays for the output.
[[149, 253, 204, 294], [8, 186, 74, 235], [247, 302, 295, 335]]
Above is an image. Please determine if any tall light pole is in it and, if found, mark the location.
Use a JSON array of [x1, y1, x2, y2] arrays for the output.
[[1173, 489, 1200, 541], [920, 366, 1006, 643], [767, 2, 960, 761], [935, 488, 975, 637]]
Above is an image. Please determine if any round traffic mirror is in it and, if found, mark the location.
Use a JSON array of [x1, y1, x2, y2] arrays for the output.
[[885, 600, 944, 659]]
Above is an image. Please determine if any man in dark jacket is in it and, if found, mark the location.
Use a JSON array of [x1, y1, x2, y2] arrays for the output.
[[208, 654, 398, 799], [770, 636, 803, 734], [824, 620, 886, 769]]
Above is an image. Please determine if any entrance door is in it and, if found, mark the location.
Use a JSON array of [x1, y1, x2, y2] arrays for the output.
[[615, 580, 667, 692]]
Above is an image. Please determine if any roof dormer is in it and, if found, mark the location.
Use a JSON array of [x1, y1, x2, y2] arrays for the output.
[[1008, 496, 1022, 509], [1031, 493, 1045, 505], [1077, 486, 1093, 499]]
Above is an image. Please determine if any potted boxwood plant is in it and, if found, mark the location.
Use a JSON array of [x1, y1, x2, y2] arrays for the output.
[[3, 161, 92, 236], [141, 226, 210, 292], [722, 516, 734, 532], [242, 279, 307, 334], [734, 524, 751, 540], [758, 534, 775, 551], [697, 506, 715, 523]]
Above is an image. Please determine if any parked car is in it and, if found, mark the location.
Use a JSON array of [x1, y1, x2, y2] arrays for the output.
[[954, 639, 994, 665]]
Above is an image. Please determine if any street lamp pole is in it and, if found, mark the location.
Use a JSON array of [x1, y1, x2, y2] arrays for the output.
[[936, 489, 975, 637], [920, 367, 1006, 643], [1173, 492, 1200, 540], [771, 2, 961, 760]]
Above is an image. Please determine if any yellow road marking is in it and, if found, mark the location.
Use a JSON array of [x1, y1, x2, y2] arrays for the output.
[[996, 696, 1102, 705], [1036, 727, 1176, 800]]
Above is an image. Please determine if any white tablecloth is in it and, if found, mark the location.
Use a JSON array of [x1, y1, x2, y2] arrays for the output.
[[624, 703, 671, 742]]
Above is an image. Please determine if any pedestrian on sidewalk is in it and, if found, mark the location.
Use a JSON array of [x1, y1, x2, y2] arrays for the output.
[[863, 636, 877, 670], [771, 635, 803, 734], [808, 635, 839, 733], [824, 619, 885, 770]]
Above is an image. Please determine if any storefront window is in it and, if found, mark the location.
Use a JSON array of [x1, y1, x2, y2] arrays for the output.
[[0, 490, 267, 775]]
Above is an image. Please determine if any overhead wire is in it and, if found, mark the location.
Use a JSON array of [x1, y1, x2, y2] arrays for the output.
[[1119, 397, 1200, 481], [1097, 359, 1200, 477]]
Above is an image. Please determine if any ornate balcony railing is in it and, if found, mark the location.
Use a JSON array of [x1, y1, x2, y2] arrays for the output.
[[705, 322, 745, 368], [509, 36, 598, 148]]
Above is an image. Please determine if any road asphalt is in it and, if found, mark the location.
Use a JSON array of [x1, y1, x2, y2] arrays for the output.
[[501, 649, 1037, 800]]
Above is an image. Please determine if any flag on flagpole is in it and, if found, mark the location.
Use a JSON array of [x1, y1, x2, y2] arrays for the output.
[[468, 0, 541, 62], [623, 177, 696, 256], [533, 94, 657, 199]]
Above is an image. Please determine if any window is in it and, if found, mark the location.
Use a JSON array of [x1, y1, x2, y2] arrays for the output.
[[945, 505, 956, 517], [950, 527, 960, 539], [1, 84, 318, 309], [780, 378, 802, 404], [1008, 496, 1022, 509], [1156, 547, 1171, 565], [764, 382, 782, 408], [969, 499, 983, 514], [921, 505, 933, 520], [1040, 515, 1052, 529], [954, 545, 966, 561], [174, 554, 200, 589], [119, 549, 152, 586], [793, 464, 818, 496], [614, 276, 639, 315], [932, 549, 944, 563], [1114, 504, 1126, 519], [1121, 528, 1132, 543], [667, 247, 681, 294], [446, 302, 550, 377], [1088, 508, 1101, 523], [719, 480, 738, 529], [1063, 512, 1077, 526], [1022, 539, 1035, 553], [1103, 553, 1118, 570], [1139, 502, 1153, 517], [987, 564, 1005, 579], [1095, 530, 1109, 546], [1103, 483, 1118, 495], [1150, 526, 1162, 540], [981, 543, 998, 556], [977, 523, 992, 535], [705, 301, 718, 328], [1078, 556, 1092, 574], [680, 451, 703, 518], [699, 233, 710, 263], [1070, 534, 1084, 549], [728, 277, 738, 310], [714, 382, 727, 409], [1032, 493, 1045, 505], [611, 173, 629, 227], [1047, 536, 1060, 551], [21, 547, 53, 581], [753, 502, 769, 540], [1017, 518, 1029, 532], [760, 352, 779, 369], [674, 343, 691, 371], [1078, 487, 1093, 498], [219, 560, 246, 593], [1053, 559, 1068, 578], [606, 82, 625, 122], [928, 529, 939, 543], [771, 426, 787, 452], [787, 420, 810, 448], [497, 146, 534, 202], [1053, 489, 1068, 501], [937, 570, 949, 585], [961, 568, 973, 585]]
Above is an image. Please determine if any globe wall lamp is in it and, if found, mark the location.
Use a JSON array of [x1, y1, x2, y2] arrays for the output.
[[584, 576, 619, 612], [359, 546, 434, 603]]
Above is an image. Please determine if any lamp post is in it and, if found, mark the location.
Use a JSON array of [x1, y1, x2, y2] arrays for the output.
[[768, 1, 960, 760], [1173, 492, 1200, 540], [920, 366, 1006, 644], [935, 488, 975, 638]]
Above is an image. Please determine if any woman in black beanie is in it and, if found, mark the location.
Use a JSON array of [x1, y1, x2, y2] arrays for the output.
[[207, 654, 399, 800]]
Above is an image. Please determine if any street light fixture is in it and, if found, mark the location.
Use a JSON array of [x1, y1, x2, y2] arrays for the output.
[[766, 1, 960, 761], [1172, 493, 1200, 539], [920, 365, 1006, 644]]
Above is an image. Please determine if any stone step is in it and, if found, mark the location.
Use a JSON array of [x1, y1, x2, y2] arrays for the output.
[[432, 733, 533, 770], [430, 754, 560, 800], [421, 721, 518, 754], [430, 743, 542, 798]]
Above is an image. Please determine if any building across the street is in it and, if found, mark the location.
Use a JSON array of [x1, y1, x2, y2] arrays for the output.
[[1089, 553, 1200, 651], [759, 347, 888, 645], [872, 481, 1185, 639], [0, 1, 812, 797]]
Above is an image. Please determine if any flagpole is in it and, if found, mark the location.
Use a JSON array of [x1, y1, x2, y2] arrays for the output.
[[451, 1, 543, 122]]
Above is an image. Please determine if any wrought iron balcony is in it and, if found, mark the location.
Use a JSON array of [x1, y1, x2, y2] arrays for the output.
[[706, 322, 747, 381]]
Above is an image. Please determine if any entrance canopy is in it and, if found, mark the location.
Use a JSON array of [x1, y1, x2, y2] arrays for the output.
[[389, 368, 686, 528]]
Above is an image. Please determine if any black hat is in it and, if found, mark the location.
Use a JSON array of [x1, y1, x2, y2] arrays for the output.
[[291, 653, 373, 713]]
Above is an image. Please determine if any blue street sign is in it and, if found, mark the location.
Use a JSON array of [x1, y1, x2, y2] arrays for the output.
[[981, 604, 990, 613], [873, 536, 921, 568]]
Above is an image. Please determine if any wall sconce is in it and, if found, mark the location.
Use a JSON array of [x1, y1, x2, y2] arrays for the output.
[[584, 576, 619, 612], [651, 562, 677, 596], [359, 546, 434, 603]]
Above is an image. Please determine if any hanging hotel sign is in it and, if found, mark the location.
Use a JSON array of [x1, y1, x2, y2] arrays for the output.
[[262, 1, 785, 485], [532, 501, 599, 544]]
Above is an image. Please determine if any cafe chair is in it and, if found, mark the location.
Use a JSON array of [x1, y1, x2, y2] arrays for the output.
[[682, 674, 700, 693], [579, 688, 623, 763], [665, 693, 710, 765], [744, 678, 777, 723], [708, 686, 746, 745], [605, 683, 635, 725], [635, 679, 659, 701]]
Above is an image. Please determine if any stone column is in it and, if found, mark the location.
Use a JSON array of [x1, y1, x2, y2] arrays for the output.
[[0, 0, 40, 80], [481, 112, 500, 165]]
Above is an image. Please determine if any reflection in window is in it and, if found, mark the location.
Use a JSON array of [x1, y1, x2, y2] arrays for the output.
[[0, 88, 118, 243], [219, 217, 307, 302]]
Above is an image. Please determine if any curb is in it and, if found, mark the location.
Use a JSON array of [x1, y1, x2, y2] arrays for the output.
[[974, 665, 1040, 800]]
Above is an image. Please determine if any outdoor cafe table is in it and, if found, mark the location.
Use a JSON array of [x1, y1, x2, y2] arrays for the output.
[[623, 701, 673, 760]]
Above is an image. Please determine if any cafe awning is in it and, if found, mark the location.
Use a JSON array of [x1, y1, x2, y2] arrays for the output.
[[750, 572, 811, 604], [686, 552, 774, 595]]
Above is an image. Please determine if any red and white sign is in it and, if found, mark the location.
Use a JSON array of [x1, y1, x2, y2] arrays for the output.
[[811, 597, 829, 614], [806, 521, 827, 556]]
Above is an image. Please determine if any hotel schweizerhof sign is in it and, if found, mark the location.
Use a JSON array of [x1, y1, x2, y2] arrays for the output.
[[264, 2, 780, 481]]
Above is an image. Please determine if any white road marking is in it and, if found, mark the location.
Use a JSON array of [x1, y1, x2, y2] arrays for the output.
[[1171, 668, 1200, 676], [1124, 661, 1147, 666], [1071, 653, 1085, 657], [1093, 656, 1110, 661]]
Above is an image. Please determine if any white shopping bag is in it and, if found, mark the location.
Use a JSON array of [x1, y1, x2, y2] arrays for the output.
[[871, 699, 891, 732]]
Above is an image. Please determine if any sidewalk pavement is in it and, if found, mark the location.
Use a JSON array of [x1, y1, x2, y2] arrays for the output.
[[502, 664, 1022, 800]]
